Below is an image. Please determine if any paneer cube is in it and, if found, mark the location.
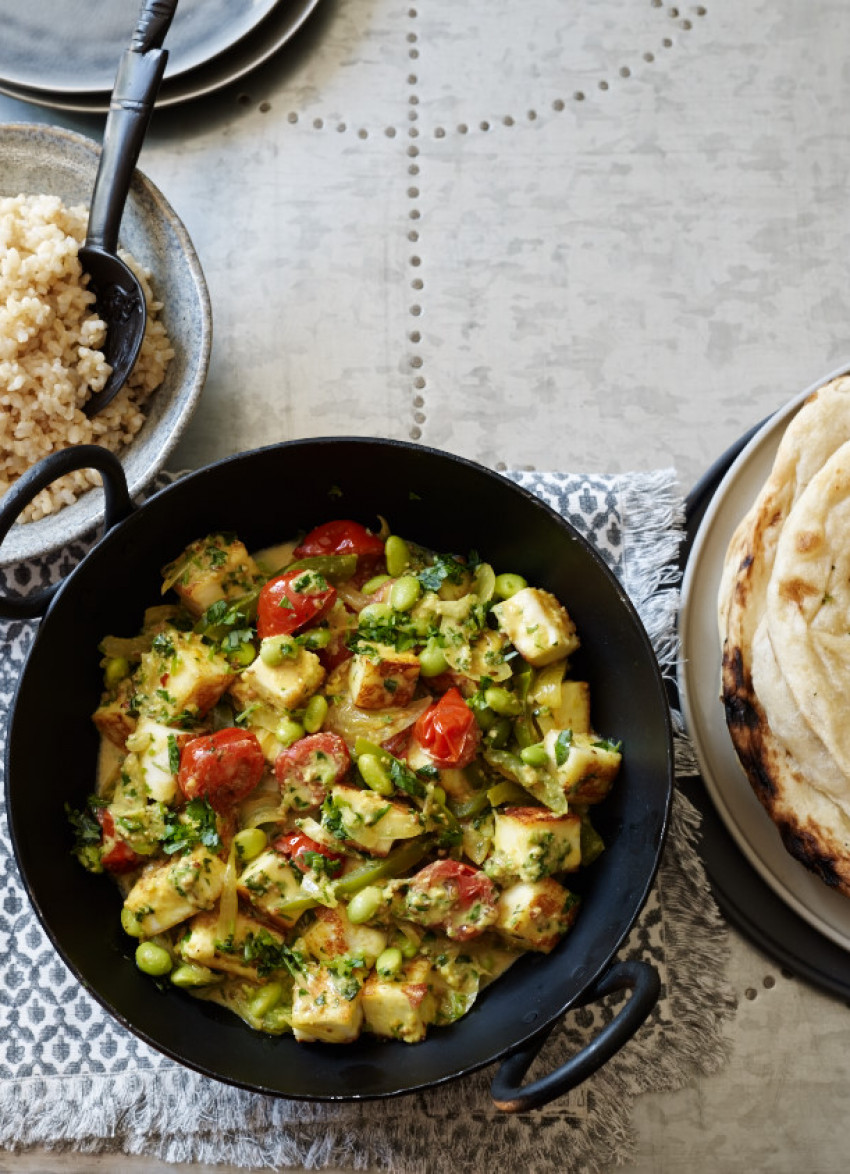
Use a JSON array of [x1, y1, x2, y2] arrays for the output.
[[486, 807, 582, 882], [299, 905, 388, 968], [161, 534, 262, 618], [136, 630, 236, 723], [122, 846, 226, 937], [322, 784, 422, 856], [230, 647, 325, 714], [291, 964, 364, 1043], [124, 717, 189, 804], [535, 679, 591, 737], [92, 677, 137, 749], [348, 644, 420, 709], [493, 587, 579, 667], [361, 957, 438, 1043], [237, 849, 306, 929], [543, 730, 621, 804], [495, 878, 580, 953], [177, 910, 289, 979]]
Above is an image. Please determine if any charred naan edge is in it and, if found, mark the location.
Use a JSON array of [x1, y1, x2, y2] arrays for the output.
[[721, 644, 850, 895], [718, 376, 850, 896]]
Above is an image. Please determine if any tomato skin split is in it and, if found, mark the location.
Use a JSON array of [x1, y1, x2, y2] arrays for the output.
[[413, 687, 480, 768], [274, 732, 351, 804], [293, 520, 385, 560], [178, 728, 265, 813]]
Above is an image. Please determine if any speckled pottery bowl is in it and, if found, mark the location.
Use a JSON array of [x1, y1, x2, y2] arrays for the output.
[[0, 122, 211, 566]]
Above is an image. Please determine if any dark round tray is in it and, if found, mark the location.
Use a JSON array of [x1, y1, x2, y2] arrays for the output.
[[681, 423, 850, 1000]]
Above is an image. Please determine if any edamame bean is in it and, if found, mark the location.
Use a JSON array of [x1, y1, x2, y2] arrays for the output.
[[362, 573, 392, 595], [234, 827, 268, 863], [135, 942, 172, 977], [104, 656, 130, 689], [276, 718, 305, 747], [346, 885, 383, 924], [249, 982, 283, 1019], [359, 602, 393, 625], [358, 753, 393, 796], [484, 686, 523, 717], [229, 642, 256, 668], [494, 572, 528, 600], [419, 640, 449, 678], [260, 638, 285, 667], [376, 947, 403, 978], [389, 574, 422, 612], [385, 535, 410, 578], [170, 963, 218, 988], [304, 628, 331, 650], [303, 694, 328, 733], [396, 935, 419, 960], [520, 742, 549, 767], [121, 906, 144, 938]]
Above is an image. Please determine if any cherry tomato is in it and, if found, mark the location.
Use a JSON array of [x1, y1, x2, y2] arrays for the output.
[[178, 728, 265, 813], [404, 860, 498, 941], [293, 520, 385, 560], [274, 831, 345, 876], [97, 809, 143, 874], [256, 568, 337, 640], [413, 686, 480, 768], [381, 728, 412, 759], [274, 732, 351, 807]]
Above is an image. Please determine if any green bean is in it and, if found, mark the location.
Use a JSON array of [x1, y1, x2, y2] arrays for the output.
[[170, 963, 220, 988], [376, 947, 403, 978], [484, 686, 523, 717], [450, 790, 491, 821], [354, 736, 392, 763], [494, 572, 528, 600], [385, 535, 410, 578], [303, 694, 328, 733], [346, 885, 384, 924], [389, 575, 422, 612], [361, 573, 392, 595], [358, 753, 394, 796], [520, 742, 549, 767], [419, 640, 448, 678], [484, 717, 512, 748], [283, 554, 358, 582], [333, 837, 432, 898], [135, 942, 172, 977], [249, 982, 283, 1019], [104, 656, 130, 689], [234, 827, 268, 863], [487, 779, 534, 807], [276, 718, 305, 747]]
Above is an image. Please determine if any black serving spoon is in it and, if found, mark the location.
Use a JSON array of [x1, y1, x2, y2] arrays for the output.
[[80, 0, 178, 418]]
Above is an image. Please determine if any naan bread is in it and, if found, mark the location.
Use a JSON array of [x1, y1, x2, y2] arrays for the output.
[[719, 376, 850, 894]]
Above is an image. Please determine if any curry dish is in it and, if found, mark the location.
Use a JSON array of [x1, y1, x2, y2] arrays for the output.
[[70, 519, 621, 1043]]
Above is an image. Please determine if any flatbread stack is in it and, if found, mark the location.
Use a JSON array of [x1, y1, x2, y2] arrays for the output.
[[718, 375, 850, 895]]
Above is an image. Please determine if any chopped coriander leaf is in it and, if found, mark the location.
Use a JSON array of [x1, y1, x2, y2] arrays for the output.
[[554, 729, 574, 766], [416, 552, 470, 593], [167, 734, 180, 775], [161, 798, 221, 855]]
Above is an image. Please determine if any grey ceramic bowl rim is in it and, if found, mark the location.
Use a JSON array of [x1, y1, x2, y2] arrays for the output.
[[0, 122, 211, 568]]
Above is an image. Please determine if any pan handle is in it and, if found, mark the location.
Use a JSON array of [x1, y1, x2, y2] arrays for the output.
[[490, 959, 660, 1112], [0, 447, 132, 620]]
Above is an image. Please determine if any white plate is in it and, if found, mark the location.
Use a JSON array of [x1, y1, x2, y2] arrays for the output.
[[678, 363, 850, 953], [0, 0, 321, 112]]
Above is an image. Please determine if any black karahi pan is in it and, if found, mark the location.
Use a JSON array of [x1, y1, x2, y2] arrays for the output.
[[0, 438, 673, 1110]]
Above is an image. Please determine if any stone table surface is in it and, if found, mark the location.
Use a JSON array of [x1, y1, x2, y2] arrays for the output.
[[2, 0, 850, 1170]]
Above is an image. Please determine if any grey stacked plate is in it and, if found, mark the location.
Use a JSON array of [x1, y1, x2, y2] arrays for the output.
[[0, 0, 321, 111]]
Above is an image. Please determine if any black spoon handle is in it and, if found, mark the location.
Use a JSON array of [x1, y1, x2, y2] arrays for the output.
[[86, 0, 179, 254]]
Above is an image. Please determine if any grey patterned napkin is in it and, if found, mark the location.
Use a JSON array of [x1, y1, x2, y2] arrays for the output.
[[0, 468, 734, 1173]]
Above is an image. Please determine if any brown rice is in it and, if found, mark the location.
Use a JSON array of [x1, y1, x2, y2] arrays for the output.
[[0, 193, 174, 522]]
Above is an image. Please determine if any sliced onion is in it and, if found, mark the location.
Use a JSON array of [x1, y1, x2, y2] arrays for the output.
[[216, 840, 239, 942], [325, 693, 430, 747], [336, 580, 374, 613]]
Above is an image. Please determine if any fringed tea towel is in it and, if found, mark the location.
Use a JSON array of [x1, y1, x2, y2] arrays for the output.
[[0, 467, 734, 1173]]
